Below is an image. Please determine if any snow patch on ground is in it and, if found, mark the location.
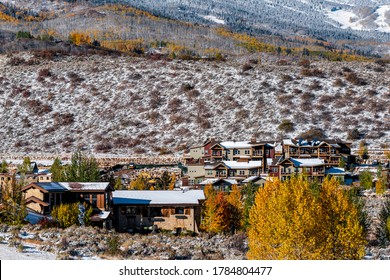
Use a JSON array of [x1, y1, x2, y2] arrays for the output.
[[375, 5, 390, 32], [202, 15, 225, 24], [327, 5, 390, 32], [0, 243, 56, 260], [327, 9, 365, 30]]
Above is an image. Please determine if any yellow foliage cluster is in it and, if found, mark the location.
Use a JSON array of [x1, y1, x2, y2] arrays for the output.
[[104, 4, 159, 21], [101, 39, 145, 53], [247, 176, 366, 260], [215, 28, 276, 53], [69, 31, 92, 46], [51, 202, 92, 228], [0, 11, 18, 23]]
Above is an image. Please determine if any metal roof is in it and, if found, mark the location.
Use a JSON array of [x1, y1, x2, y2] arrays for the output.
[[112, 190, 205, 206], [34, 182, 67, 192], [60, 182, 110, 191], [290, 158, 325, 167]]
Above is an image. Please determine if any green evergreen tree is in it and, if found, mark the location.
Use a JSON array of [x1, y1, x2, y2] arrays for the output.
[[359, 171, 373, 190], [377, 198, 390, 246], [64, 150, 100, 182], [50, 157, 65, 182], [0, 160, 8, 173], [242, 182, 260, 228], [114, 178, 123, 190], [18, 156, 32, 174], [0, 175, 27, 225]]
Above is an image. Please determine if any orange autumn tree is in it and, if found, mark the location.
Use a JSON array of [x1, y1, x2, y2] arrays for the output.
[[201, 184, 244, 234], [247, 176, 366, 260]]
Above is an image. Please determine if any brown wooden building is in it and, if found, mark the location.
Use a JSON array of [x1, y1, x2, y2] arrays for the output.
[[112, 190, 205, 233]]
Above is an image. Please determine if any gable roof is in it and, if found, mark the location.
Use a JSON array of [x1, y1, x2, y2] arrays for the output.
[[290, 158, 325, 167], [112, 190, 205, 206], [22, 182, 112, 193], [22, 182, 67, 193], [220, 141, 252, 149], [223, 161, 262, 169], [325, 167, 346, 175], [25, 196, 49, 207], [60, 182, 111, 192]]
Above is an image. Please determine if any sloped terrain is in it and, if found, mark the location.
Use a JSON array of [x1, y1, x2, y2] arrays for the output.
[[0, 52, 389, 156], [1, 0, 390, 56]]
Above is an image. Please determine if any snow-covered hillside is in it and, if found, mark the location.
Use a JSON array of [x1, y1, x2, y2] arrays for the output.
[[327, 4, 390, 32], [0, 52, 389, 156]]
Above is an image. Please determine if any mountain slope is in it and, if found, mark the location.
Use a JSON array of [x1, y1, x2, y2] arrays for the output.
[[1, 0, 389, 56], [0, 52, 389, 156]]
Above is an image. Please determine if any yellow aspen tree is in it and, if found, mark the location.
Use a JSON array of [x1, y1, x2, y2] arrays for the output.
[[169, 173, 176, 190], [247, 176, 366, 260], [316, 177, 366, 259], [200, 184, 216, 232]]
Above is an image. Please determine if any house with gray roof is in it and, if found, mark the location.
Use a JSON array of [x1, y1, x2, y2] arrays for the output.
[[112, 189, 205, 233]]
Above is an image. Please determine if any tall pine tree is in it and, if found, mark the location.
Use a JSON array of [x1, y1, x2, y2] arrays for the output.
[[64, 150, 100, 182]]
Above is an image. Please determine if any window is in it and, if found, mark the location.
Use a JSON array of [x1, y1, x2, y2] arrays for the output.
[[245, 150, 250, 155], [207, 170, 213, 176], [91, 194, 97, 207], [82, 193, 90, 202], [175, 207, 184, 214], [150, 207, 162, 216], [233, 149, 240, 155], [126, 207, 137, 215], [239, 170, 245, 175]]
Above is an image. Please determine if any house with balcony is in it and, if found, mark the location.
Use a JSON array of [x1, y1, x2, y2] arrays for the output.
[[268, 158, 326, 183], [21, 182, 113, 226], [203, 159, 263, 185], [282, 138, 352, 167]]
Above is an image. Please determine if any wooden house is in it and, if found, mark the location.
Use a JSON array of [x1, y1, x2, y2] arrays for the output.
[[269, 157, 326, 183], [22, 182, 113, 215], [281, 138, 352, 167], [112, 189, 205, 233]]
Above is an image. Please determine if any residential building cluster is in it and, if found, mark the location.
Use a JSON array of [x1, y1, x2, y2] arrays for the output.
[[0, 163, 204, 234], [182, 137, 356, 188]]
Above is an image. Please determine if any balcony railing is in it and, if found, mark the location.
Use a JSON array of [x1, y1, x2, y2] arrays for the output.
[[253, 152, 263, 157]]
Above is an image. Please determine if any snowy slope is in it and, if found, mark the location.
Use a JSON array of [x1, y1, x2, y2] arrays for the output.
[[0, 52, 389, 157]]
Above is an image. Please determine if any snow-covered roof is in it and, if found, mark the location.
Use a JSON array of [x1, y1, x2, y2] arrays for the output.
[[199, 179, 220, 185], [60, 182, 110, 191], [112, 190, 205, 205], [223, 161, 262, 169], [325, 167, 346, 175], [199, 178, 238, 185], [290, 158, 325, 167], [242, 176, 262, 183], [220, 141, 252, 149], [224, 179, 238, 185], [90, 211, 111, 221], [283, 139, 296, 146]]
